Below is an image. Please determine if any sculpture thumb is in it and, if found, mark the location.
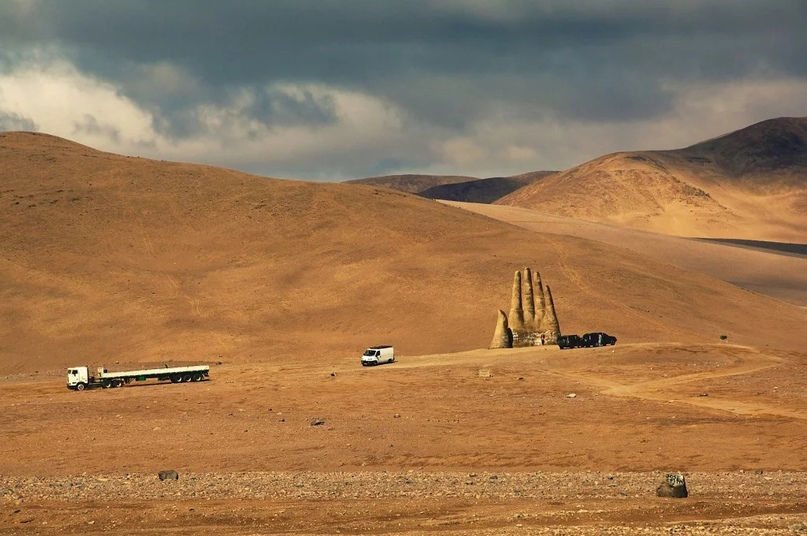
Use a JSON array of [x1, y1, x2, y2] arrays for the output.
[[490, 310, 513, 349]]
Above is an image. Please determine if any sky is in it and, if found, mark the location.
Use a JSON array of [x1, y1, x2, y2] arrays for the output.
[[1, 1, 806, 181]]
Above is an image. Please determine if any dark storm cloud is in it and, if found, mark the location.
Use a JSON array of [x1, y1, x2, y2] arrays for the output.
[[1, 1, 805, 178], [3, 0, 805, 128]]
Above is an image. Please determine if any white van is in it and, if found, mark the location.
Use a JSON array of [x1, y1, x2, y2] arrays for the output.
[[361, 345, 395, 366]]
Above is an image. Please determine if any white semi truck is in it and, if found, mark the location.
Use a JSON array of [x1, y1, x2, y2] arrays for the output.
[[66, 364, 210, 390]]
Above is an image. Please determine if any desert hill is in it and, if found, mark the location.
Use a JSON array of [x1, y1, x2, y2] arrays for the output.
[[419, 171, 556, 203], [348, 171, 557, 203], [445, 201, 807, 308], [1, 131, 806, 375], [498, 117, 807, 241], [346, 174, 478, 194]]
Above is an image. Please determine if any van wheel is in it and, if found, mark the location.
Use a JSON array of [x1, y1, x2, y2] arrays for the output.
[[76, 382, 86, 391]]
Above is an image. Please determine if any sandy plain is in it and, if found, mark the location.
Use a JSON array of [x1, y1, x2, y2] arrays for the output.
[[3, 342, 807, 534]]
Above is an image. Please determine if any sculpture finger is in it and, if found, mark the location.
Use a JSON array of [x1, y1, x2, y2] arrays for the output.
[[543, 284, 560, 343], [523, 267, 535, 324], [508, 270, 525, 330]]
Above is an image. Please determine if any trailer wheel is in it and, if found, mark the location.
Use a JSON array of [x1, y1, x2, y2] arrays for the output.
[[191, 373, 202, 382], [76, 382, 86, 391], [112, 379, 124, 388], [101, 380, 111, 388], [170, 375, 180, 383], [182, 373, 192, 382]]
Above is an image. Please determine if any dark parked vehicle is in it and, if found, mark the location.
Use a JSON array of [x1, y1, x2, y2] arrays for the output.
[[557, 334, 583, 349], [558, 332, 617, 349], [581, 332, 617, 347]]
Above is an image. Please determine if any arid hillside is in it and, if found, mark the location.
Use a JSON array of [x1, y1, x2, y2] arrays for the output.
[[1, 131, 805, 375], [346, 174, 478, 194], [419, 171, 556, 203], [498, 117, 807, 241], [446, 201, 807, 308], [348, 171, 557, 203]]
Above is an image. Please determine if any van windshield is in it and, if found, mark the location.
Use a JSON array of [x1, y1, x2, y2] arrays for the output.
[[363, 350, 378, 357]]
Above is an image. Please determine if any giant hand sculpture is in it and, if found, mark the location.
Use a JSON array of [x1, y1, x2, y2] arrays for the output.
[[490, 267, 560, 348]]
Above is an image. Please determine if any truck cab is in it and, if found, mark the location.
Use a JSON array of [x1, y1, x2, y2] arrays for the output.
[[67, 366, 90, 390]]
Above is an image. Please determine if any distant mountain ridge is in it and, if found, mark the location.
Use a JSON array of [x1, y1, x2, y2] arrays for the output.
[[497, 117, 807, 241], [347, 171, 557, 203], [347, 174, 478, 194]]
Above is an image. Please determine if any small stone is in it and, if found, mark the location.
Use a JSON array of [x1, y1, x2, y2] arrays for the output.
[[393, 413, 401, 418], [566, 393, 577, 398], [158, 470, 179, 481], [310, 417, 326, 426]]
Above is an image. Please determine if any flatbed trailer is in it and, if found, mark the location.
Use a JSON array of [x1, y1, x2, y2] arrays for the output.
[[67, 364, 209, 390]]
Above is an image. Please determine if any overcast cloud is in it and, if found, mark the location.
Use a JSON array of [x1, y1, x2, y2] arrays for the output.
[[1, 0, 805, 180]]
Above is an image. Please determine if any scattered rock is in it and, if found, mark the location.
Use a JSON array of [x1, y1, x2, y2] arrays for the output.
[[158, 470, 179, 481], [393, 413, 401, 418], [310, 418, 326, 426], [566, 393, 577, 399], [656, 473, 688, 498]]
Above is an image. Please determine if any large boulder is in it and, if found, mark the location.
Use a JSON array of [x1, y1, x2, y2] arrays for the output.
[[656, 473, 688, 498]]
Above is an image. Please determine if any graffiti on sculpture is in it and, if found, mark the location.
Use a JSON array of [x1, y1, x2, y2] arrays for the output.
[[490, 267, 560, 348]]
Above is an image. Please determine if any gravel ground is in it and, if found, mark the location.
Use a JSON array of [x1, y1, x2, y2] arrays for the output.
[[3, 471, 807, 535], [3, 470, 805, 502]]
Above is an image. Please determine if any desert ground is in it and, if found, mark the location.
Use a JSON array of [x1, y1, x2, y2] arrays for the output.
[[445, 201, 807, 308], [1, 130, 806, 534], [3, 343, 807, 534]]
